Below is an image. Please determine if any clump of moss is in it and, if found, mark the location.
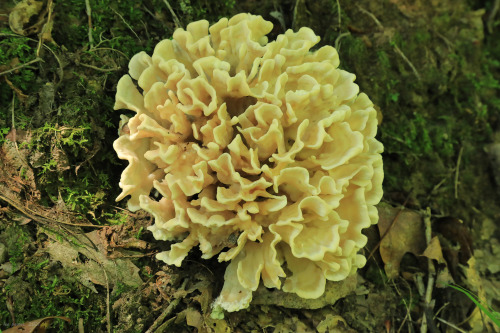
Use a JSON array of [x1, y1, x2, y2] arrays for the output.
[[335, 3, 499, 219], [0, 223, 106, 332]]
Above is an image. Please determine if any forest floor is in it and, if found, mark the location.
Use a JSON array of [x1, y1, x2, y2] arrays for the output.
[[0, 0, 499, 332]]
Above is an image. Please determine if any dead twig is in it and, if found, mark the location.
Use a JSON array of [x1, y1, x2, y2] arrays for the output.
[[0, 33, 64, 84], [145, 279, 188, 333], [454, 146, 463, 199], [89, 47, 128, 59], [427, 174, 451, 201], [77, 62, 120, 72], [357, 6, 383, 29], [111, 7, 141, 41], [436, 317, 468, 333], [392, 45, 422, 81], [162, 0, 182, 29], [434, 301, 450, 318], [421, 207, 438, 333], [393, 279, 414, 333], [85, 0, 94, 48], [36, 0, 54, 57], [357, 5, 421, 81], [487, 0, 500, 34], [0, 57, 43, 76], [0, 191, 105, 228], [102, 263, 112, 333]]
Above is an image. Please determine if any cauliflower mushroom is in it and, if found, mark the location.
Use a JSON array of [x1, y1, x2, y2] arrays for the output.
[[113, 13, 384, 313]]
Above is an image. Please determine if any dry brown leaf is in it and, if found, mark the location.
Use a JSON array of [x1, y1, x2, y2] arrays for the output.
[[422, 236, 454, 286], [203, 316, 231, 333], [422, 236, 446, 264], [1, 133, 38, 197], [377, 204, 426, 279], [96, 225, 150, 259], [8, 0, 55, 44], [8, 0, 45, 35], [3, 316, 70, 333], [465, 257, 500, 333], [317, 314, 353, 333], [4, 77, 29, 101], [185, 307, 203, 329], [45, 230, 143, 292]]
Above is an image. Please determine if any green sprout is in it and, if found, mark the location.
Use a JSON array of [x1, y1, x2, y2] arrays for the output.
[[448, 284, 500, 328]]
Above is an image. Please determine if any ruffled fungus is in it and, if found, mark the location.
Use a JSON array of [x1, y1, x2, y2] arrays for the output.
[[113, 13, 383, 312]]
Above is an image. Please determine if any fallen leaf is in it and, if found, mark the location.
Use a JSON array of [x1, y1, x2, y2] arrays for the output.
[[4, 76, 29, 101], [203, 316, 231, 333], [422, 236, 454, 286], [422, 236, 446, 264], [317, 314, 353, 333], [8, 0, 55, 44], [464, 257, 500, 333], [187, 277, 214, 314], [185, 307, 203, 329], [8, 0, 45, 35], [45, 230, 143, 292], [1, 133, 38, 198], [3, 316, 70, 333], [377, 204, 426, 279]]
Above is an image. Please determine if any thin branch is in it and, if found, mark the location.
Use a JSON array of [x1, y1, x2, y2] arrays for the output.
[[357, 5, 421, 81], [102, 264, 112, 333], [89, 47, 128, 59], [11, 93, 15, 129], [78, 62, 120, 72], [0, 191, 105, 228], [85, 0, 94, 48], [487, 0, 500, 34], [0, 33, 64, 84], [393, 44, 422, 81], [357, 5, 383, 29], [454, 146, 463, 199], [145, 279, 188, 333], [36, 0, 54, 57], [162, 0, 183, 29], [436, 317, 468, 333], [0, 57, 43, 76], [111, 7, 141, 41], [422, 207, 438, 333]]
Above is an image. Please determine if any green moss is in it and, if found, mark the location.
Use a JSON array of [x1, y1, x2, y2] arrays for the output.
[[4, 263, 104, 332], [414, 30, 431, 43], [0, 33, 40, 114], [0, 223, 105, 332]]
